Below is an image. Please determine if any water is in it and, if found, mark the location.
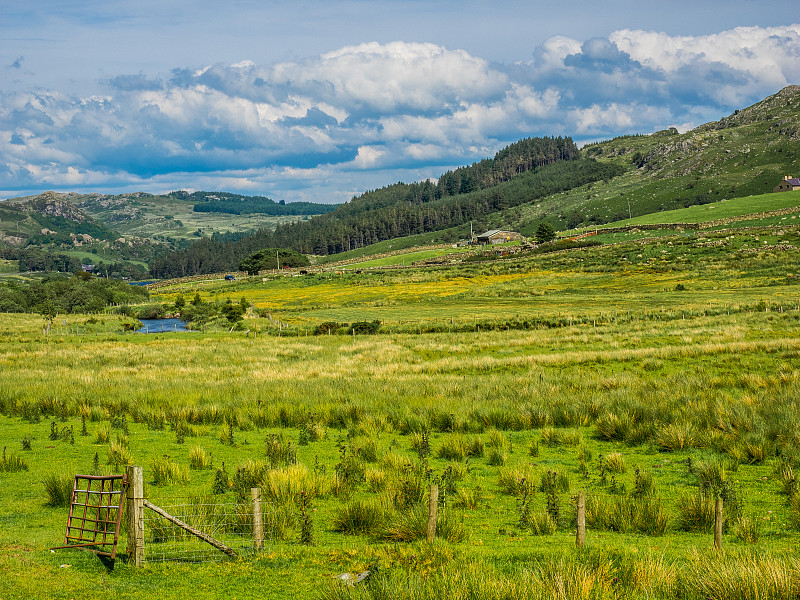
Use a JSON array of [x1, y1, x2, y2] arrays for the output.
[[137, 318, 193, 333]]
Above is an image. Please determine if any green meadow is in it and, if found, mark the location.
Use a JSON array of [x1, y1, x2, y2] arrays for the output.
[[2, 220, 800, 599]]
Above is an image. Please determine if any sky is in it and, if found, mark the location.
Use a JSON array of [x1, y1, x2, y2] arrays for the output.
[[1, 1, 799, 203]]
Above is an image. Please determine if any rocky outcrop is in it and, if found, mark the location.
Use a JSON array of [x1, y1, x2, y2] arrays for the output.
[[8, 191, 90, 223]]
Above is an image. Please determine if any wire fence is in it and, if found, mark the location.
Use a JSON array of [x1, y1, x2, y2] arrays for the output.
[[138, 485, 800, 564], [143, 495, 262, 563]]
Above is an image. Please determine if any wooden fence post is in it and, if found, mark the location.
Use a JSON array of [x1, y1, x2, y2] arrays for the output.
[[576, 491, 586, 548], [252, 488, 263, 551], [714, 495, 723, 551], [126, 465, 144, 566], [427, 484, 439, 543]]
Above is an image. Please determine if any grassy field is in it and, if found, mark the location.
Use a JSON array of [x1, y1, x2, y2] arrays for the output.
[[2, 223, 800, 599], [592, 191, 800, 228]]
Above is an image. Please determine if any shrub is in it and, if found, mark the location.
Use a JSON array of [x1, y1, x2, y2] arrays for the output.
[[348, 320, 381, 335], [43, 474, 73, 507], [313, 321, 341, 335]]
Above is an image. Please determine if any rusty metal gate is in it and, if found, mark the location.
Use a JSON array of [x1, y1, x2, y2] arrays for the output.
[[51, 474, 127, 559]]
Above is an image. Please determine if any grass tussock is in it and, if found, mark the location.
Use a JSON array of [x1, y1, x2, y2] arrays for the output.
[[585, 494, 670, 536], [0, 447, 28, 472], [107, 441, 133, 471], [497, 466, 537, 496], [150, 456, 190, 486], [378, 503, 466, 543], [331, 499, 386, 535], [436, 435, 484, 462], [43, 474, 73, 507], [188, 445, 212, 470]]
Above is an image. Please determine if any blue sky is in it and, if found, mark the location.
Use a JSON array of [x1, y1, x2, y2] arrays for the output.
[[1, 1, 799, 203]]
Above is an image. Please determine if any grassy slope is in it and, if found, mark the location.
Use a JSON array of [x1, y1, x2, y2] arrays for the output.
[[496, 86, 800, 235], [583, 190, 800, 228], [71, 193, 309, 241]]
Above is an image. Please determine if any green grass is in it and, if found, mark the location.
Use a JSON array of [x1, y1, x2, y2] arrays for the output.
[[2, 227, 800, 599]]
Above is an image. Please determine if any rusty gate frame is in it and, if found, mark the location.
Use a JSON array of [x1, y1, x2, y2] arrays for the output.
[[51, 474, 127, 559]]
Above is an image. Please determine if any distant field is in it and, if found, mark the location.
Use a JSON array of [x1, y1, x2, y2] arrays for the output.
[[596, 190, 800, 228], [346, 245, 485, 268], [152, 226, 800, 334]]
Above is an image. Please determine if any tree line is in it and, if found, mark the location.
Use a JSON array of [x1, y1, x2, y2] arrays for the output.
[[168, 191, 338, 216], [150, 137, 623, 278], [0, 275, 149, 315]]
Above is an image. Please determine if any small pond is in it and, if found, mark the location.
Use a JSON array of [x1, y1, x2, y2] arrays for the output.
[[137, 318, 193, 334]]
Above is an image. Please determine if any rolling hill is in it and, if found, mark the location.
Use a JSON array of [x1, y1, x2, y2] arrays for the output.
[[2, 86, 799, 278]]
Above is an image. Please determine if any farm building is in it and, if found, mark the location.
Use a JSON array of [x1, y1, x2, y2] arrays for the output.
[[475, 230, 524, 245], [773, 175, 800, 192]]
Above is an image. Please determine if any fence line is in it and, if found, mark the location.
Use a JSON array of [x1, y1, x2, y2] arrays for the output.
[[127, 482, 799, 565]]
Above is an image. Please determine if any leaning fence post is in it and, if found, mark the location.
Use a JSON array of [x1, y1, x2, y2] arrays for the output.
[[427, 484, 439, 543], [576, 491, 586, 548], [252, 488, 263, 551], [714, 495, 723, 551], [126, 465, 144, 566]]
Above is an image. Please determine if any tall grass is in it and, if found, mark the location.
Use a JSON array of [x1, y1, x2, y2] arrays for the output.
[[378, 503, 466, 543], [682, 550, 800, 599], [43, 474, 73, 507], [189, 445, 212, 470], [0, 447, 28, 472], [151, 456, 190, 486], [331, 499, 386, 535]]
